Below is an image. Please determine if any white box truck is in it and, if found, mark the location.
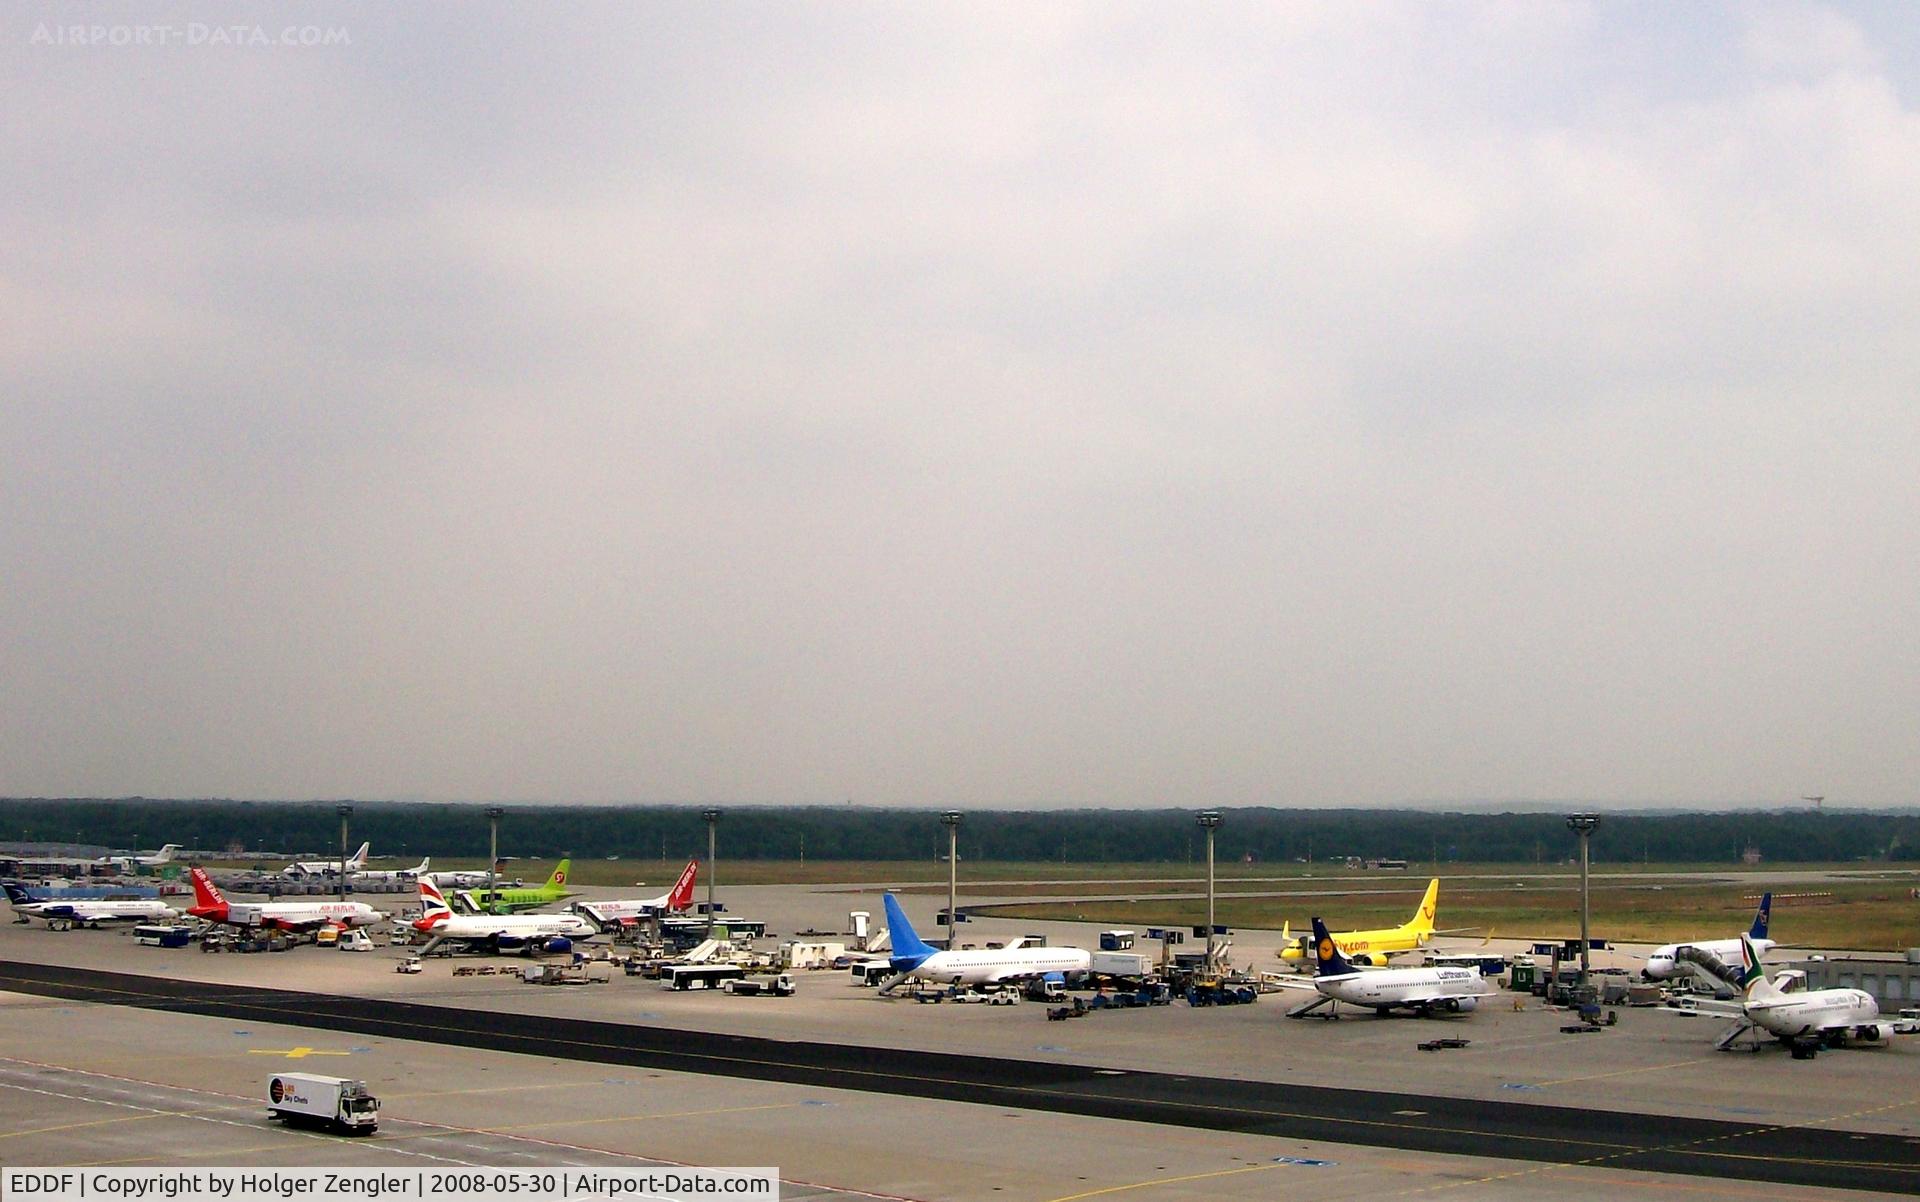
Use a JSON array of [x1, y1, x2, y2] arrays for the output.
[[267, 1074, 379, 1134], [1091, 951, 1153, 978]]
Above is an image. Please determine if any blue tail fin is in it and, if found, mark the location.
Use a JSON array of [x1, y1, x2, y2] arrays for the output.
[[1748, 892, 1771, 941], [1309, 918, 1357, 977], [1, 882, 31, 905], [882, 893, 936, 970]]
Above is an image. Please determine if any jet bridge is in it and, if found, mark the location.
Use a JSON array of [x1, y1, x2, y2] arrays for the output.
[[1673, 945, 1743, 991]]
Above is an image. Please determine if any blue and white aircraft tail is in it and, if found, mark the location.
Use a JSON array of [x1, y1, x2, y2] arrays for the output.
[[876, 892, 1088, 994], [881, 891, 937, 974], [1643, 893, 1777, 981]]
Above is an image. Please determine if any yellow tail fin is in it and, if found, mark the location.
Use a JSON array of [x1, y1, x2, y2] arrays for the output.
[[1410, 878, 1439, 934]]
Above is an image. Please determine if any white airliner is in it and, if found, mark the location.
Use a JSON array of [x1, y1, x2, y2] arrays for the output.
[[355, 856, 430, 883], [877, 893, 1089, 993], [188, 867, 382, 932], [412, 878, 596, 955], [1679, 934, 1885, 1051], [571, 860, 699, 929], [422, 865, 508, 890], [1644, 893, 1774, 981], [283, 842, 370, 879], [1273, 917, 1490, 1017], [95, 844, 182, 871], [4, 882, 176, 928]]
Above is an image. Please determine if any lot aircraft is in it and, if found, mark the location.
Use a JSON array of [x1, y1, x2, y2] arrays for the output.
[[4, 882, 175, 927], [1280, 878, 1441, 965], [1675, 934, 1885, 1052], [1274, 917, 1490, 1017], [457, 860, 575, 914], [571, 860, 699, 929], [188, 867, 382, 932], [413, 878, 595, 954], [877, 892, 1089, 994], [1643, 893, 1774, 981], [96, 844, 182, 871], [284, 842, 370, 879]]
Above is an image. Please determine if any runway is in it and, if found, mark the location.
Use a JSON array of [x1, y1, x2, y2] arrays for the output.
[[3, 959, 1915, 1195]]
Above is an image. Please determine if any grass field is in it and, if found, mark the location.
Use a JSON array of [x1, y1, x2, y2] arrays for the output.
[[199, 856, 1920, 949], [967, 878, 1920, 951]]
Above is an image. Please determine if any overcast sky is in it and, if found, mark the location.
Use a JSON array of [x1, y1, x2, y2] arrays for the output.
[[4, 3, 1917, 809]]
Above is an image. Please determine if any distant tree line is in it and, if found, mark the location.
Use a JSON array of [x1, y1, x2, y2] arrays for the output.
[[2, 798, 1918, 864]]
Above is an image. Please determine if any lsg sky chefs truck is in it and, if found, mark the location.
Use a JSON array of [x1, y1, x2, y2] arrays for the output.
[[267, 1074, 380, 1134]]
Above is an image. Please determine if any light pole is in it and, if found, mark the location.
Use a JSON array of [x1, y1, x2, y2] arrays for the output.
[[1197, 811, 1222, 973], [1565, 813, 1600, 992], [702, 808, 722, 937], [940, 811, 962, 950], [335, 805, 353, 903], [485, 807, 505, 915]]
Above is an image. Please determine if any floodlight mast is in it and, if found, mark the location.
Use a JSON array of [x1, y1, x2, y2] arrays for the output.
[[1197, 811, 1223, 972], [1565, 813, 1600, 989]]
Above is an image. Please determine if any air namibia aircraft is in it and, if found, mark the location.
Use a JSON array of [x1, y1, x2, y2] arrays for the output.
[[455, 860, 574, 914], [1279, 878, 1440, 966]]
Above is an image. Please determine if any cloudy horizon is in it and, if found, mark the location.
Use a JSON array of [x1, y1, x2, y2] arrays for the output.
[[5, 4, 1917, 809]]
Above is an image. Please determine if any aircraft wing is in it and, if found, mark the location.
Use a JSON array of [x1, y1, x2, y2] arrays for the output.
[[1660, 998, 1744, 1019], [1262, 974, 1320, 993]]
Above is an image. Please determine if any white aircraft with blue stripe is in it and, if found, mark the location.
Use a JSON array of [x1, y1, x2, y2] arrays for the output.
[[878, 893, 1088, 994], [1643, 893, 1774, 981]]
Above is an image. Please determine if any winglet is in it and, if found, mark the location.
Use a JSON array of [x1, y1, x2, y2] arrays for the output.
[[882, 892, 936, 969], [668, 860, 699, 911], [1748, 892, 1772, 941], [1310, 917, 1358, 978]]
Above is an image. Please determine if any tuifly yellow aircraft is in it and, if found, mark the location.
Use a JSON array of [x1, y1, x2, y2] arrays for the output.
[[1279, 878, 1439, 966]]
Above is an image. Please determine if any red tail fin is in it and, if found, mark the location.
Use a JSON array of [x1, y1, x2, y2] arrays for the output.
[[668, 860, 699, 911], [187, 867, 228, 919]]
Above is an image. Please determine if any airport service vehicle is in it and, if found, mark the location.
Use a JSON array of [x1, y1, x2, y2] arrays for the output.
[[283, 843, 370, 879], [1677, 935, 1884, 1053], [411, 878, 596, 955], [456, 860, 576, 914], [267, 1074, 379, 1134], [571, 860, 700, 930], [1275, 917, 1491, 1017], [878, 893, 1090, 994], [187, 868, 382, 933], [1279, 879, 1440, 966], [133, 923, 194, 947], [3, 882, 175, 928], [663, 963, 746, 990], [1643, 894, 1775, 981], [722, 973, 795, 997]]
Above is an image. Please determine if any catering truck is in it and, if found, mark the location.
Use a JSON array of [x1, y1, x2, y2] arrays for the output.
[[266, 1074, 379, 1134]]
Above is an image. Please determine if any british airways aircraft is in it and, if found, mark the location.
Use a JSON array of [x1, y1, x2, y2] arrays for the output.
[[877, 892, 1089, 994]]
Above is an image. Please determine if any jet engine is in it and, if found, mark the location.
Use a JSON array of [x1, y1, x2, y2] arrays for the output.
[[1439, 995, 1479, 1013], [542, 937, 574, 955]]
